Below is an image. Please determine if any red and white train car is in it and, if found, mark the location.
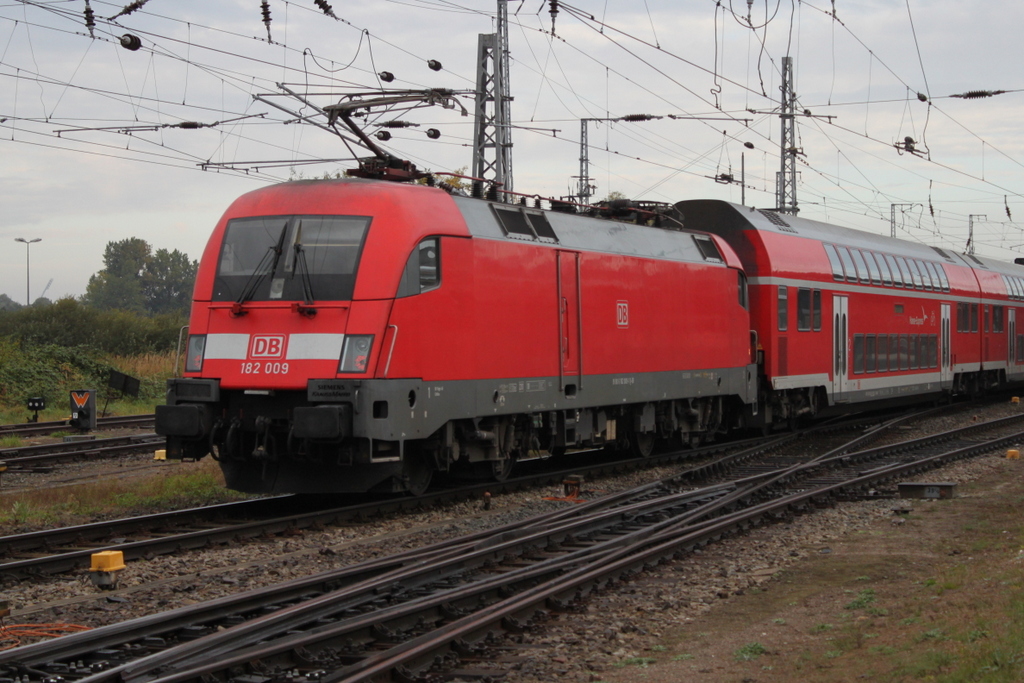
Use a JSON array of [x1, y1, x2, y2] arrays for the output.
[[674, 199, 1020, 423], [157, 180, 757, 494]]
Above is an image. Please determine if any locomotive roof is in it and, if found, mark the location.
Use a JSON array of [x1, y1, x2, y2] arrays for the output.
[[453, 195, 737, 267], [671, 198, 990, 272]]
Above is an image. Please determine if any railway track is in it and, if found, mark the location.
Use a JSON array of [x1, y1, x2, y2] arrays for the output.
[[0, 433, 783, 580], [0, 414, 155, 439], [0, 433, 164, 473], [0, 404, 1012, 682], [0, 403, 974, 580]]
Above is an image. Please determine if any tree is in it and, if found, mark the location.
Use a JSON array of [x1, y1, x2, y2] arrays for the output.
[[0, 294, 22, 312], [84, 238, 196, 317], [143, 248, 198, 316]]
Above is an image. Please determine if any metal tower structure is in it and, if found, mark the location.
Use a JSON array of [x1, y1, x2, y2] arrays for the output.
[[777, 56, 798, 215], [471, 1, 513, 197], [967, 214, 986, 255], [577, 119, 595, 204]]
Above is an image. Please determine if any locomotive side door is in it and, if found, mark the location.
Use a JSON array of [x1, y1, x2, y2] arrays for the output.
[[557, 250, 583, 392], [940, 303, 952, 385], [832, 295, 849, 402]]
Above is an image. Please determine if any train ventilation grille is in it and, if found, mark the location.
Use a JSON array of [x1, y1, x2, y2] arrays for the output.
[[758, 210, 797, 233]]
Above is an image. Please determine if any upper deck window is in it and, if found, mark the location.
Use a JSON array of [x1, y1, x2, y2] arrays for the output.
[[884, 254, 904, 287], [860, 250, 882, 284], [823, 244, 844, 281], [850, 249, 870, 283], [873, 252, 893, 285], [213, 215, 370, 302], [836, 247, 857, 283]]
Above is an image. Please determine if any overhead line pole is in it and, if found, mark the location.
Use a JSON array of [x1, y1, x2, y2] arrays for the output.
[[777, 56, 798, 215], [471, 0, 513, 198]]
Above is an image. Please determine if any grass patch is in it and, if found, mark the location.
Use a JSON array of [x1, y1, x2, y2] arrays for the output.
[[0, 460, 248, 530], [734, 642, 768, 661], [0, 435, 22, 449], [845, 588, 876, 610]]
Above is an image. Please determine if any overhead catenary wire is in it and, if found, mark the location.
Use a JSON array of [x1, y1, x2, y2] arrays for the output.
[[2, 0, 1024, 263]]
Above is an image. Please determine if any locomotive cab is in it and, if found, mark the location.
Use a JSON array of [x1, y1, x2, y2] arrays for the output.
[[157, 179, 465, 494]]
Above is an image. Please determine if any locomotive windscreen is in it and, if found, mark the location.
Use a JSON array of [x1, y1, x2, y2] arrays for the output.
[[212, 215, 370, 302]]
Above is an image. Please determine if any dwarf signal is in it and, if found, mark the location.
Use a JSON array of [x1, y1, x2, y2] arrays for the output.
[[69, 389, 97, 431]]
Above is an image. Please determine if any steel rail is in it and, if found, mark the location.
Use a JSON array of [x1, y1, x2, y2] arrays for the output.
[[0, 414, 155, 438], [0, 434, 164, 470]]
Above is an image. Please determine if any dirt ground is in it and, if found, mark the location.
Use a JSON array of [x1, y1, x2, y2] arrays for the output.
[[596, 454, 1024, 682]]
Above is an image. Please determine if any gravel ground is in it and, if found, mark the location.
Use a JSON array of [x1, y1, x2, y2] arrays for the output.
[[2, 401, 1021, 680]]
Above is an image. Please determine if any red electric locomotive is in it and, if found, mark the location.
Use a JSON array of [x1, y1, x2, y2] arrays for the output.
[[156, 179, 758, 494], [674, 199, 1024, 421]]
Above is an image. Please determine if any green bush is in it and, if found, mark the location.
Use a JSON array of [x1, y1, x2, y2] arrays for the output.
[[0, 298, 185, 356], [0, 339, 116, 405]]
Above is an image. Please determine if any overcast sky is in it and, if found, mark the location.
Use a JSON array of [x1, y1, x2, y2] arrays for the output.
[[2, 0, 1023, 303]]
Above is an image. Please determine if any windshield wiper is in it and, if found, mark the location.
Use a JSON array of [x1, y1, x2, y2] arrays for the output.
[[233, 224, 288, 313], [293, 242, 315, 304]]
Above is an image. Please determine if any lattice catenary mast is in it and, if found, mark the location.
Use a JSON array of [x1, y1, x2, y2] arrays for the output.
[[471, 0, 513, 198], [777, 56, 798, 215]]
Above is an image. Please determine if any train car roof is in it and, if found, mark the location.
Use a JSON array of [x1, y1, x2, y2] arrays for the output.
[[672, 199, 985, 271], [454, 195, 741, 268]]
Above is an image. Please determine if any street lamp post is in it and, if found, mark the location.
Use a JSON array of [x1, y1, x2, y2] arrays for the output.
[[14, 237, 41, 306]]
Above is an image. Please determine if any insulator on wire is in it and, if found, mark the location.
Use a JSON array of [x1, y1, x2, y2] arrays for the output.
[[1007, 196, 1013, 221], [108, 0, 150, 21], [313, 0, 337, 19], [375, 130, 392, 141], [549, 0, 559, 34], [84, 0, 96, 38], [378, 120, 417, 129], [951, 90, 1007, 99], [744, 141, 755, 149], [378, 71, 395, 82], [427, 59, 442, 71], [619, 114, 657, 122], [426, 128, 441, 139], [120, 33, 142, 51], [917, 92, 928, 102], [261, 0, 272, 42]]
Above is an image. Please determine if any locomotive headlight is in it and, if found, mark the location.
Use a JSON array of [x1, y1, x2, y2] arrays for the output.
[[185, 335, 207, 373], [339, 335, 374, 374]]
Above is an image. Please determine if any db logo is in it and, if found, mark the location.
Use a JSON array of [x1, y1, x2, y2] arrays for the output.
[[249, 335, 286, 359], [616, 301, 629, 328]]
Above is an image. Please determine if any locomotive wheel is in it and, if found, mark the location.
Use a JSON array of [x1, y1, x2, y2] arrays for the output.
[[628, 430, 656, 458], [402, 450, 434, 496]]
